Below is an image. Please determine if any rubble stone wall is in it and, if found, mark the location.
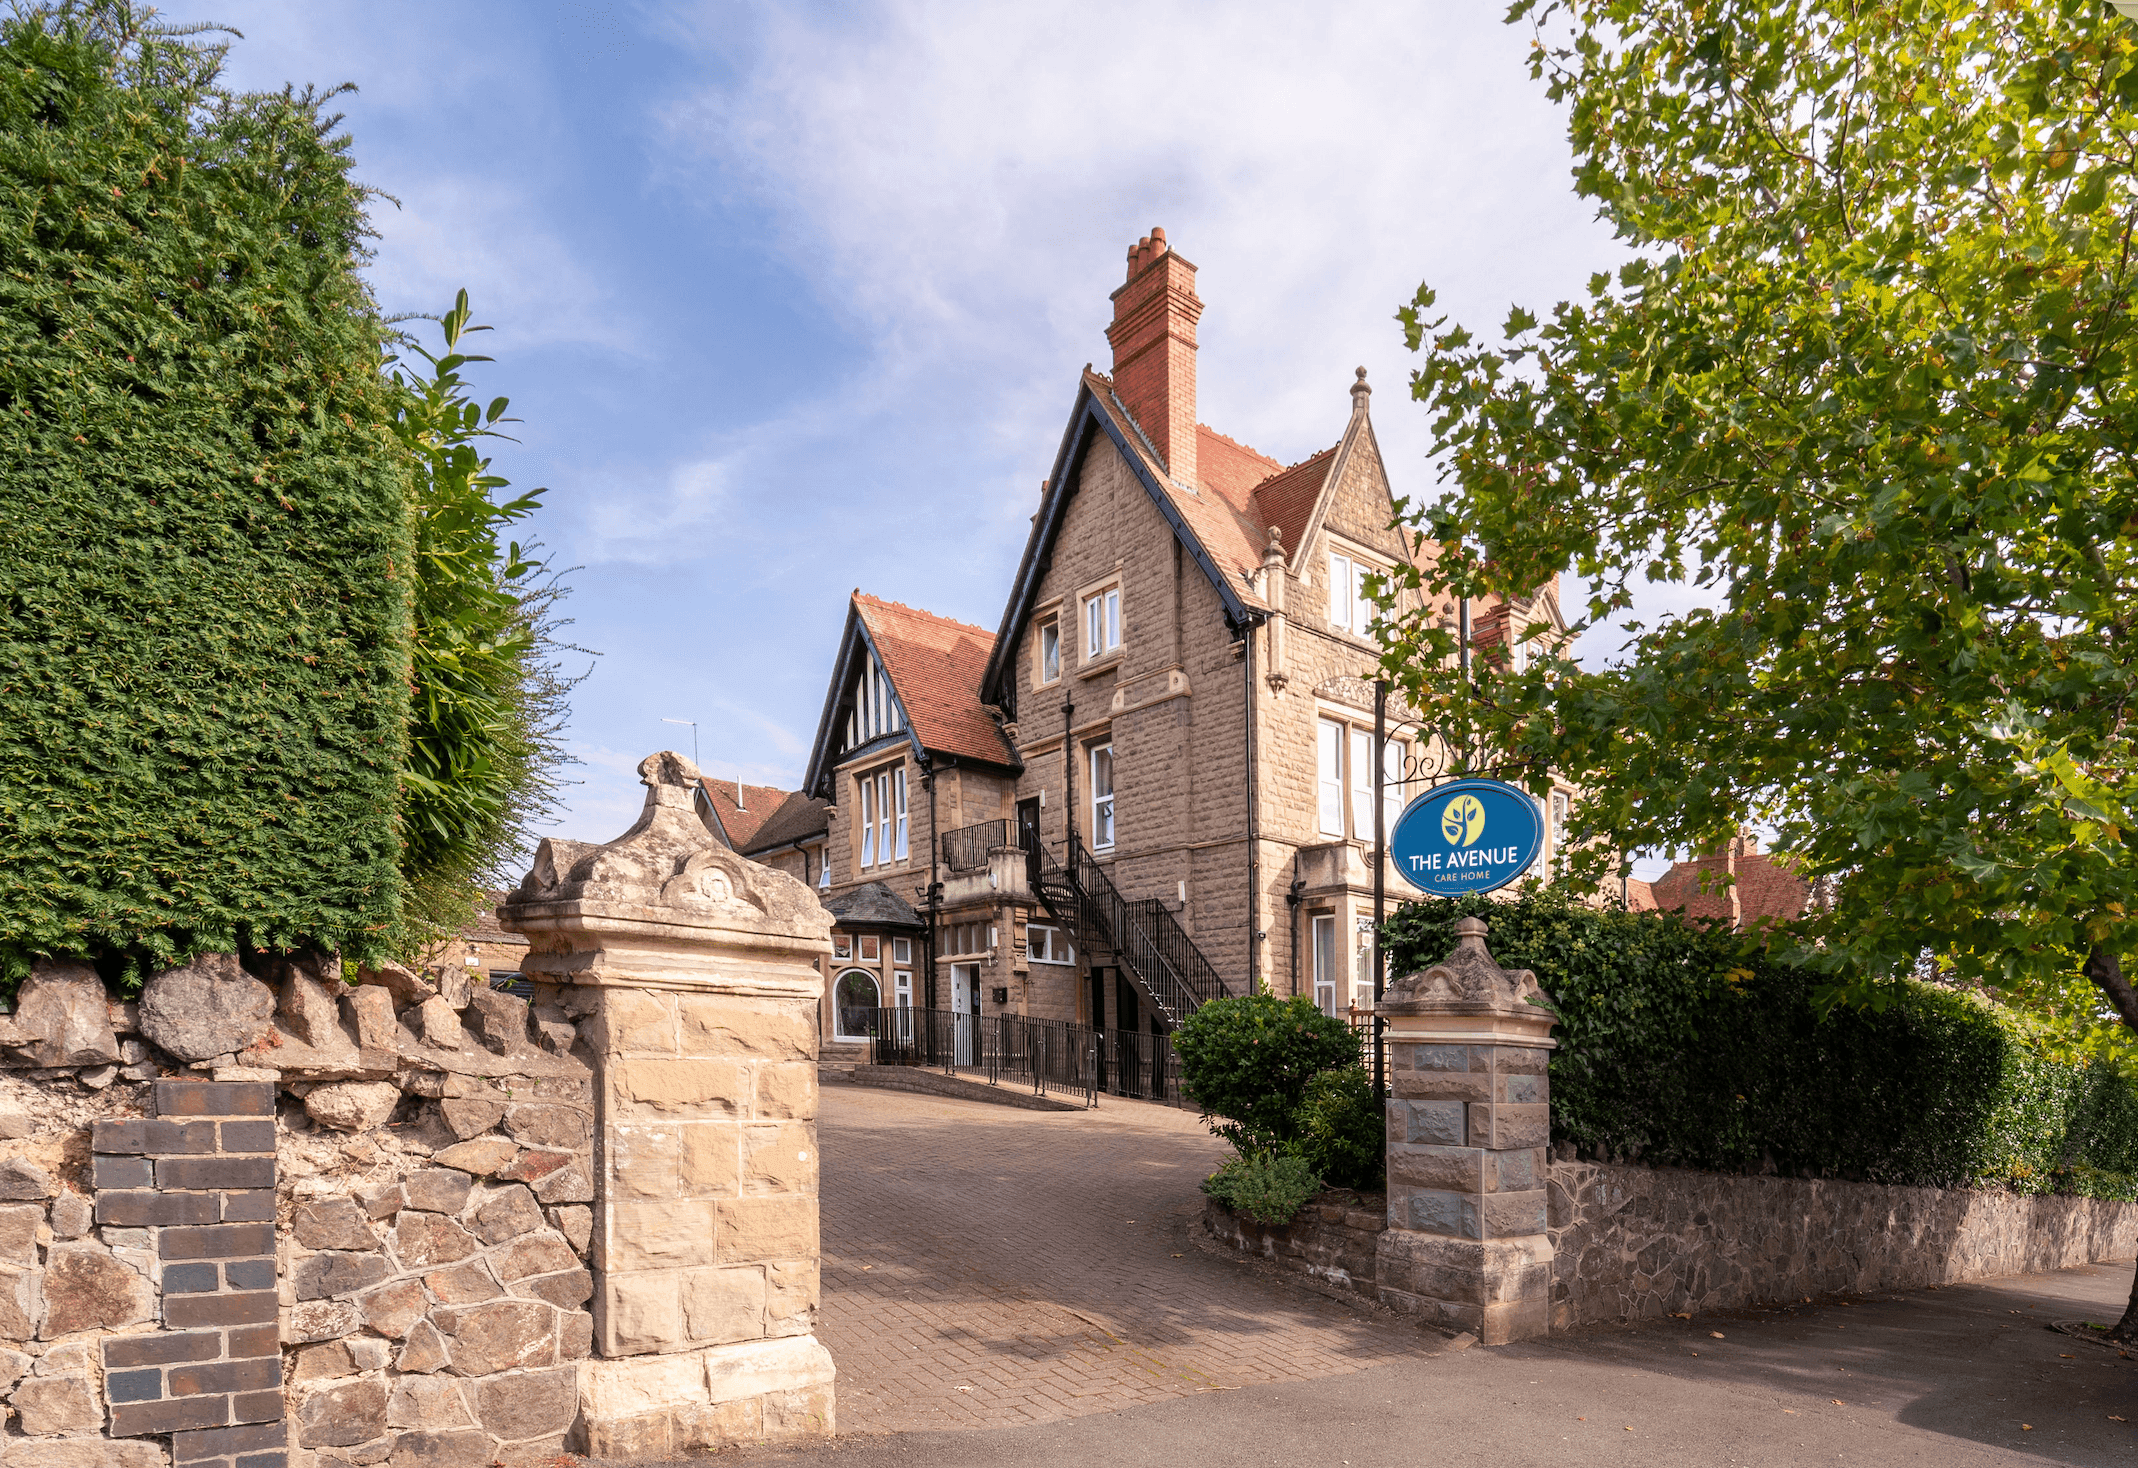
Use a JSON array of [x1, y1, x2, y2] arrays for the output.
[[0, 952, 598, 1468], [1547, 1158, 2138, 1330], [1200, 1191, 1384, 1301]]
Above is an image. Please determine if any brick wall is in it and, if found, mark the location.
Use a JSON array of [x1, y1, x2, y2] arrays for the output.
[[95, 1080, 283, 1461]]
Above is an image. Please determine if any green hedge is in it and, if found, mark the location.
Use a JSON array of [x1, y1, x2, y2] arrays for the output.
[[1384, 891, 2138, 1201], [0, 7, 411, 983]]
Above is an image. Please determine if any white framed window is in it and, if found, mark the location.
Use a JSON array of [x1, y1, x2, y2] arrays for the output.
[[858, 777, 876, 868], [1037, 615, 1061, 685], [860, 934, 880, 961], [818, 844, 830, 890], [1349, 727, 1376, 842], [1354, 923, 1375, 1012], [1317, 719, 1344, 836], [987, 924, 998, 949], [892, 937, 911, 964], [1029, 923, 1074, 965], [1089, 744, 1116, 850], [833, 934, 851, 960], [833, 969, 880, 1041], [1326, 552, 1377, 637], [1083, 585, 1122, 661], [1381, 738, 1405, 841], [875, 771, 893, 866], [893, 970, 912, 1007], [1311, 914, 1338, 1017], [893, 767, 908, 862], [1551, 790, 1569, 874]]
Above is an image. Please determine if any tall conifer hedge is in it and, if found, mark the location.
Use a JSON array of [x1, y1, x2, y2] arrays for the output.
[[0, 6, 411, 982]]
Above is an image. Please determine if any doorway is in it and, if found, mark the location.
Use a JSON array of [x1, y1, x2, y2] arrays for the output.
[[1016, 797, 1040, 887], [950, 962, 981, 1066]]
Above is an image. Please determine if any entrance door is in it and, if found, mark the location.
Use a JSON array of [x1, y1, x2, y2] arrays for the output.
[[1016, 797, 1041, 887], [950, 963, 981, 1066]]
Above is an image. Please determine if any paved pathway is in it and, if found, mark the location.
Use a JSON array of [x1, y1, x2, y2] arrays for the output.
[[813, 1081, 1438, 1433]]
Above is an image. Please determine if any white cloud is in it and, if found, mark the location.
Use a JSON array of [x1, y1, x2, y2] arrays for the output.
[[659, 0, 1622, 496]]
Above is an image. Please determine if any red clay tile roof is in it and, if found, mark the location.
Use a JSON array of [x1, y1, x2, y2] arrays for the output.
[[855, 594, 1017, 767], [1249, 446, 1338, 564], [1649, 841, 1809, 930], [741, 789, 831, 856], [1622, 877, 1659, 912], [699, 779, 795, 851]]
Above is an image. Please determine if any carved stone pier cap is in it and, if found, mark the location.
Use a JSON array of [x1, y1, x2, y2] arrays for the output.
[[502, 750, 832, 994], [1379, 915, 1558, 1047]]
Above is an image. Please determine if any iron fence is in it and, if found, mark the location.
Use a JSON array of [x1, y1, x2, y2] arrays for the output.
[[857, 1007, 1198, 1110], [861, 1007, 1098, 1106], [940, 819, 1017, 873]]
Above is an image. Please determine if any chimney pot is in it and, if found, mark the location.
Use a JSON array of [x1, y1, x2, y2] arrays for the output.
[[1106, 227, 1202, 488]]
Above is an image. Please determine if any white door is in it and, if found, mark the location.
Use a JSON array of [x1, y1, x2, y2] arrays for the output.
[[951, 963, 981, 1066]]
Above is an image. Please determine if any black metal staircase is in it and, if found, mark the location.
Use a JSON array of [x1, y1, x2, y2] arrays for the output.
[[1030, 835, 1232, 1027]]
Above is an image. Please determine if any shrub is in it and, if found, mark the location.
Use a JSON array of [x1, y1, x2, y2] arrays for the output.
[[1174, 992, 1360, 1152], [0, 4, 411, 984], [1384, 889, 2138, 1200], [1200, 1151, 1322, 1226], [1294, 1065, 1384, 1190]]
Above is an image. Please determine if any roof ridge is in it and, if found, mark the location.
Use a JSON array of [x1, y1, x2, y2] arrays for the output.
[[1197, 422, 1283, 471], [853, 592, 995, 639]]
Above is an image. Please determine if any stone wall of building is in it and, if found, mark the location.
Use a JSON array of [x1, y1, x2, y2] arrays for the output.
[[1546, 1158, 2138, 1331]]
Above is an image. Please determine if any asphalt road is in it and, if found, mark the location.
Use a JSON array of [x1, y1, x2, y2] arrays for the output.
[[679, 1261, 2136, 1467]]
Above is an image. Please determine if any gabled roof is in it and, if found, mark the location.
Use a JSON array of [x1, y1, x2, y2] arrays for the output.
[[1251, 446, 1339, 565], [695, 779, 795, 851], [803, 593, 1019, 798], [739, 790, 830, 857], [1650, 841, 1810, 930]]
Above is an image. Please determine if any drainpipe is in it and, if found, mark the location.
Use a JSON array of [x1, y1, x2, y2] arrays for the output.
[[923, 757, 939, 1010], [1286, 853, 1305, 999], [1244, 615, 1261, 995]]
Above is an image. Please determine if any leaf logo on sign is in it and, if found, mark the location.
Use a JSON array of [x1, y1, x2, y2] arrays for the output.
[[1442, 793, 1486, 848]]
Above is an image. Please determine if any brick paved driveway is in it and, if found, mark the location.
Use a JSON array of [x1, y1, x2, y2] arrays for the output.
[[817, 1082, 1440, 1434]]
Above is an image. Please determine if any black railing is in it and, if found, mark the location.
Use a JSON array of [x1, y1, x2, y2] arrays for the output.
[[1031, 835, 1232, 1028], [862, 1007, 1098, 1106], [1110, 1026, 1188, 1105], [939, 819, 1017, 873]]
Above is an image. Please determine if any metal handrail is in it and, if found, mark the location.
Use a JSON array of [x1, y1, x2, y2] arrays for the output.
[[1030, 836, 1232, 1027], [940, 819, 1017, 873], [862, 1006, 1097, 1106]]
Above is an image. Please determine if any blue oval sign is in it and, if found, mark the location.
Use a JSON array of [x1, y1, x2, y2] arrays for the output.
[[1389, 779, 1544, 896]]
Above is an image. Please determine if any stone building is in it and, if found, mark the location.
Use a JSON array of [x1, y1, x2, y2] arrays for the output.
[[771, 228, 1581, 1043]]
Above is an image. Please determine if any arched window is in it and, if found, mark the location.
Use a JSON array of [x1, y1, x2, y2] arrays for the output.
[[833, 969, 881, 1041]]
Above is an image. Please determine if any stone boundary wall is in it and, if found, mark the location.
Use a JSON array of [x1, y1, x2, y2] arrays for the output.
[[1547, 1159, 2138, 1330], [1200, 1191, 1383, 1302], [1199, 1160, 2138, 1333], [0, 957, 599, 1468]]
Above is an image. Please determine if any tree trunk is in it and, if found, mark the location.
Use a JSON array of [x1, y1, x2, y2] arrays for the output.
[[2082, 940, 2138, 1341]]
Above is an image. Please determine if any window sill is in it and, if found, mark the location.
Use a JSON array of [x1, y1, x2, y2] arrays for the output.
[[1077, 653, 1125, 680]]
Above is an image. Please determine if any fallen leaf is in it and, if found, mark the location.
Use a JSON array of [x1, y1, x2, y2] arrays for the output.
[[1671, 1312, 1691, 1319], [1171, 1253, 1183, 1258], [1623, 1426, 1633, 1432], [2022, 1424, 2033, 1432], [2059, 1354, 2074, 1359], [1710, 1331, 1725, 1339], [955, 1385, 972, 1393], [2109, 1416, 2127, 1423], [1690, 1351, 1698, 1357], [1833, 1400, 1844, 1406], [1783, 1410, 1796, 1416]]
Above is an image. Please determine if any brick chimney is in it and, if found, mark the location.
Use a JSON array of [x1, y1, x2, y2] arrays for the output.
[[1105, 227, 1201, 489]]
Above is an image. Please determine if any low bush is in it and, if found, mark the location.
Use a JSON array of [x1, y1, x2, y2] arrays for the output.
[[1294, 1066, 1384, 1190], [1174, 992, 1360, 1153], [1383, 889, 2138, 1201], [1200, 1151, 1322, 1226]]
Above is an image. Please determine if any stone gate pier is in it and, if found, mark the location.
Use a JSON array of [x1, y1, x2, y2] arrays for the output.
[[501, 751, 836, 1456], [1375, 916, 1558, 1345]]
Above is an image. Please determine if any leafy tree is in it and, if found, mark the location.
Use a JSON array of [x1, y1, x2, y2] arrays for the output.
[[389, 292, 581, 959], [1381, 0, 2138, 1333]]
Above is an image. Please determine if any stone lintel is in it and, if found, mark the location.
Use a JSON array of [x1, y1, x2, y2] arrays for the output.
[[1380, 1014, 1557, 1049], [518, 940, 823, 1000]]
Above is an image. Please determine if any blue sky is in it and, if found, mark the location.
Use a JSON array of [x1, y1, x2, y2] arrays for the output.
[[202, 1, 1678, 873]]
